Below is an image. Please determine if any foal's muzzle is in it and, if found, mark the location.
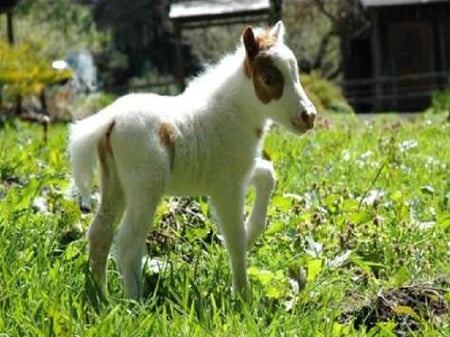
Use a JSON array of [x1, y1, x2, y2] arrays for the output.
[[300, 108, 316, 129], [291, 106, 316, 132]]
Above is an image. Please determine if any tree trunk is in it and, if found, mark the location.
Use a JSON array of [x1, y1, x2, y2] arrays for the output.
[[7, 11, 14, 45]]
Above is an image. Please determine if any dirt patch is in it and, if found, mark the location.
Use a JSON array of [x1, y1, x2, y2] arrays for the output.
[[341, 283, 449, 336]]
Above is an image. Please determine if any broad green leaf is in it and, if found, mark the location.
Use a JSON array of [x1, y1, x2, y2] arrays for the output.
[[394, 266, 409, 286], [393, 305, 421, 321], [265, 221, 283, 235], [306, 259, 323, 281]]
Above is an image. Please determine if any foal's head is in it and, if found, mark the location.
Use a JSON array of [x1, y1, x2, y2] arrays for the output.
[[243, 21, 316, 134]]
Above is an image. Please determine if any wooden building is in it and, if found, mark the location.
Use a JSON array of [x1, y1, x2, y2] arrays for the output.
[[342, 0, 450, 112]]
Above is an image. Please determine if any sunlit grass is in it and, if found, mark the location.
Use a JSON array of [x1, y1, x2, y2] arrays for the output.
[[0, 113, 449, 336]]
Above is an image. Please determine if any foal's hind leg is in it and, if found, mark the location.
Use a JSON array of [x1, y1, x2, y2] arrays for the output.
[[116, 191, 161, 299], [88, 139, 124, 292], [245, 159, 276, 249]]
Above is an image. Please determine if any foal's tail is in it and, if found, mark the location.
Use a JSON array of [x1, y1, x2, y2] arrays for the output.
[[68, 108, 116, 208]]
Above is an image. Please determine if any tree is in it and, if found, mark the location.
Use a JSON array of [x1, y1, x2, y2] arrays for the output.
[[14, 0, 107, 60], [284, 0, 367, 80], [92, 0, 199, 89]]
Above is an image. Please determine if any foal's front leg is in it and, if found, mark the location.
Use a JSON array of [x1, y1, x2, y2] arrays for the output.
[[245, 158, 276, 249], [211, 190, 248, 299]]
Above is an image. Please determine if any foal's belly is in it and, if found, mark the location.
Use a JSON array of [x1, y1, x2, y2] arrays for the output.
[[164, 175, 209, 197], [164, 156, 253, 197]]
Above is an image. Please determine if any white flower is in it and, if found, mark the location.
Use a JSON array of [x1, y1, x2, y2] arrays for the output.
[[327, 250, 352, 268], [399, 139, 418, 153], [360, 189, 384, 207], [360, 150, 373, 160], [342, 149, 351, 161], [305, 235, 323, 258]]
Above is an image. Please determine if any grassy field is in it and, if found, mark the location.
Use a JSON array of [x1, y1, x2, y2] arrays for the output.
[[0, 113, 449, 336]]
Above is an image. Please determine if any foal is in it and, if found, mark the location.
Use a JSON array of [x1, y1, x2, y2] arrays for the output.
[[69, 21, 316, 299]]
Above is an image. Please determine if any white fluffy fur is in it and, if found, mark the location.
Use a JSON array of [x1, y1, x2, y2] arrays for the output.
[[69, 21, 316, 299]]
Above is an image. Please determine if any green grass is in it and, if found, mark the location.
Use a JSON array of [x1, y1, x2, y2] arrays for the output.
[[0, 113, 449, 336]]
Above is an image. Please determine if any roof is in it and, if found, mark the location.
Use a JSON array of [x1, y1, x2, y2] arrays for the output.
[[169, 0, 271, 22], [361, 0, 449, 6]]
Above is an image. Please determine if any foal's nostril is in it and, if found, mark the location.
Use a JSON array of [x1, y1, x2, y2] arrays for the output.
[[301, 110, 315, 127]]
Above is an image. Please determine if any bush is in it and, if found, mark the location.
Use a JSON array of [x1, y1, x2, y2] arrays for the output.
[[0, 41, 73, 110], [427, 88, 450, 114], [15, 0, 108, 60], [67, 92, 116, 121], [300, 71, 354, 114]]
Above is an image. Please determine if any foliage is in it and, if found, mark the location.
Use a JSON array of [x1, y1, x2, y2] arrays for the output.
[[0, 41, 73, 104], [13, 0, 109, 60], [284, 0, 366, 79], [284, 0, 338, 77], [301, 72, 353, 114], [0, 0, 110, 113], [38, 90, 117, 121], [91, 0, 182, 87], [183, 25, 243, 66], [67, 92, 117, 120], [1, 113, 450, 336], [427, 88, 450, 114]]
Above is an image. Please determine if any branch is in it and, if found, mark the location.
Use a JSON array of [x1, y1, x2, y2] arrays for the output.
[[312, 28, 337, 70], [325, 62, 342, 80], [312, 0, 338, 26]]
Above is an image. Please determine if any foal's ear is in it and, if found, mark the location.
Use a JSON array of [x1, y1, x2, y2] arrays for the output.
[[270, 21, 285, 42], [243, 26, 259, 60]]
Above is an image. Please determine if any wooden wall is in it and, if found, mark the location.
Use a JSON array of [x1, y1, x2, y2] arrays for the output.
[[342, 2, 450, 112]]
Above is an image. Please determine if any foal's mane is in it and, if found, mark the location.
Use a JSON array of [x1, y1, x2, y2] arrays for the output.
[[182, 27, 278, 98], [182, 44, 246, 97]]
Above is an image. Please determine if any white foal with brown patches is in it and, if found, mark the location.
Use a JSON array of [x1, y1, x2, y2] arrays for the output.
[[69, 21, 316, 299]]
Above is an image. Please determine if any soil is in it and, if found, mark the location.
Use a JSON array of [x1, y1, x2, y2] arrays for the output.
[[341, 282, 449, 336]]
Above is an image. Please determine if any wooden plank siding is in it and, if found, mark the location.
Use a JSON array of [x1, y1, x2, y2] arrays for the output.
[[342, 1, 450, 112]]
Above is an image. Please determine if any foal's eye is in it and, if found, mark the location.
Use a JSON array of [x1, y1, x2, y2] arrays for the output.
[[262, 67, 281, 87]]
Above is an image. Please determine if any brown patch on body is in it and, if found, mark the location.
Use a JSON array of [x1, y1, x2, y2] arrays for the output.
[[159, 122, 176, 147], [97, 120, 116, 177], [242, 26, 284, 104], [159, 122, 176, 170], [104, 121, 115, 154]]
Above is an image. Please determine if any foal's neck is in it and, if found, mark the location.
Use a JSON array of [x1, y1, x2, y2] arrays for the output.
[[181, 47, 267, 138]]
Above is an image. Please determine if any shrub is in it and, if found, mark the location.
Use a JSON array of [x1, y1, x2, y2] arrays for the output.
[[67, 92, 117, 121], [15, 0, 108, 60], [300, 71, 354, 114], [428, 88, 450, 114], [0, 41, 73, 108]]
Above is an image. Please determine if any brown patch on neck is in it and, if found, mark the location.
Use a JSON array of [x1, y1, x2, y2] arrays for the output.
[[159, 122, 176, 170]]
